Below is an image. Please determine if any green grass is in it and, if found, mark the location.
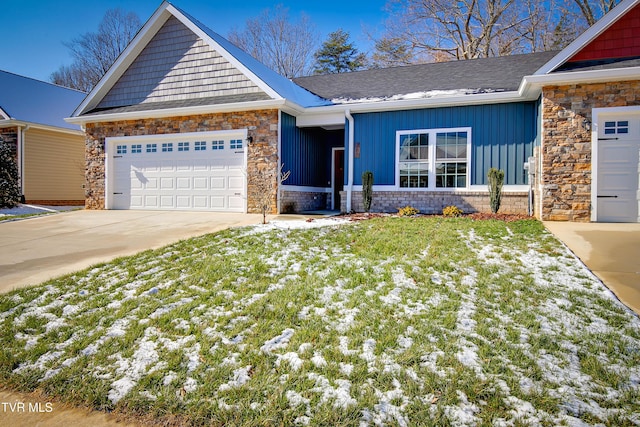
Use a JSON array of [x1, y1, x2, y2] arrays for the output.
[[0, 216, 639, 426]]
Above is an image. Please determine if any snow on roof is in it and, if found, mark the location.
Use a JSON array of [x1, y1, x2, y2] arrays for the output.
[[0, 70, 86, 130], [330, 89, 502, 105]]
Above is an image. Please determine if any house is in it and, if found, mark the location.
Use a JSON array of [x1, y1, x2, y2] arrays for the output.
[[0, 70, 86, 205], [67, 0, 640, 222]]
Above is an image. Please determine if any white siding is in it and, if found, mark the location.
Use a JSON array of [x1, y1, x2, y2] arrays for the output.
[[97, 16, 265, 108]]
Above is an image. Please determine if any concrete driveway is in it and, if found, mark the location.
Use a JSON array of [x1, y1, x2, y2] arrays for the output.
[[545, 221, 640, 315], [0, 210, 263, 293]]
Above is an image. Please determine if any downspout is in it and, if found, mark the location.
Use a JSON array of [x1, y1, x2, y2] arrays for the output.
[[345, 109, 354, 213], [18, 124, 29, 203]]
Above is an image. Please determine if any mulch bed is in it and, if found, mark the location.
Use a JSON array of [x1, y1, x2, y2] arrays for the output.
[[334, 212, 533, 222]]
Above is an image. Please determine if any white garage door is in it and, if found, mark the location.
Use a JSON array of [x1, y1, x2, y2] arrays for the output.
[[106, 131, 246, 212], [596, 113, 640, 222]]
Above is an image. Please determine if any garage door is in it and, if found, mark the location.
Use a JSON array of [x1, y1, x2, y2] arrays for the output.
[[106, 131, 246, 212], [596, 113, 640, 222]]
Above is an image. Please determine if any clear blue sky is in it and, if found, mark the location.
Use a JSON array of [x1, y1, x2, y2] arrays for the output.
[[2, 0, 389, 83]]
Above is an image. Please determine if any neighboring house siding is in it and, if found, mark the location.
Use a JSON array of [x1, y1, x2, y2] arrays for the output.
[[349, 102, 538, 186], [541, 80, 640, 222], [97, 16, 266, 109], [281, 112, 343, 187], [569, 4, 640, 62], [23, 128, 85, 203], [84, 110, 278, 213]]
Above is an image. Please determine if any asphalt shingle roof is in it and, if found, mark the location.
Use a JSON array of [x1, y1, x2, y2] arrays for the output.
[[293, 51, 559, 101]]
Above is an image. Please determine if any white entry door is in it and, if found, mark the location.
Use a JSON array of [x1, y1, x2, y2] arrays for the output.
[[107, 131, 247, 212], [596, 113, 640, 222]]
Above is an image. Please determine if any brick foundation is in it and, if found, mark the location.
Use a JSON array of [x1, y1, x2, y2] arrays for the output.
[[281, 190, 330, 213], [84, 110, 279, 213], [341, 190, 529, 215], [541, 80, 640, 221]]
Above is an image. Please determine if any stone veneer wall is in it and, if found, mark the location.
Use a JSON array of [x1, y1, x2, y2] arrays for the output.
[[84, 110, 279, 212], [280, 190, 330, 213], [341, 191, 529, 215], [541, 80, 640, 221]]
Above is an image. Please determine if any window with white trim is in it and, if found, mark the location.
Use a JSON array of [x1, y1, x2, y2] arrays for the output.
[[178, 142, 190, 152], [162, 142, 173, 152], [195, 141, 207, 151], [397, 128, 470, 189], [146, 143, 157, 153], [212, 140, 224, 150], [604, 120, 629, 134], [116, 145, 127, 155], [131, 144, 142, 154], [230, 139, 243, 149]]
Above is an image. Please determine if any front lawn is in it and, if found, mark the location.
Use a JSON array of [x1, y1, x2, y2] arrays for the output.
[[0, 217, 638, 426]]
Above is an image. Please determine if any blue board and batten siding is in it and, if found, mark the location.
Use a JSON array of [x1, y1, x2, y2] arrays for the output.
[[281, 112, 343, 187], [349, 101, 540, 186]]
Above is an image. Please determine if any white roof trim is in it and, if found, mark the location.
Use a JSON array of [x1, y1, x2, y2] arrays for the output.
[[535, 0, 640, 75], [0, 107, 10, 120], [0, 119, 84, 135], [66, 99, 286, 125], [525, 66, 640, 88], [72, 1, 283, 118]]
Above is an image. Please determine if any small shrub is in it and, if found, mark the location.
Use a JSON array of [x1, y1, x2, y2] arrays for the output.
[[487, 167, 505, 214], [442, 205, 463, 217], [398, 206, 419, 217], [362, 171, 374, 212]]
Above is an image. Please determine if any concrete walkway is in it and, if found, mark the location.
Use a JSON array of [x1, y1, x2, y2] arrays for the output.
[[544, 221, 640, 315], [0, 210, 264, 293]]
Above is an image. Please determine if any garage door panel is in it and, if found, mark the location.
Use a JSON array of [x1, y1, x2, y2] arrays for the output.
[[160, 177, 174, 189], [229, 196, 244, 209], [176, 177, 191, 189], [193, 177, 208, 189], [211, 177, 225, 189], [229, 176, 244, 190], [111, 135, 246, 212], [210, 196, 225, 209]]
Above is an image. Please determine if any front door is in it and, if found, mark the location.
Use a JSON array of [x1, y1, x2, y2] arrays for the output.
[[333, 149, 344, 210], [596, 113, 640, 222]]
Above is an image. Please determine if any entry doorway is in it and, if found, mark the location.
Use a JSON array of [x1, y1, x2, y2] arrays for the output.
[[332, 148, 345, 210], [593, 107, 640, 222]]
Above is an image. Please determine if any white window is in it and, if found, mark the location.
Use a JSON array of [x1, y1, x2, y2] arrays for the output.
[[146, 143, 157, 153], [230, 139, 243, 149], [212, 140, 224, 150], [195, 141, 207, 151], [178, 142, 190, 152], [116, 145, 127, 155], [131, 144, 142, 154], [397, 128, 470, 189], [604, 120, 629, 135], [162, 142, 173, 152]]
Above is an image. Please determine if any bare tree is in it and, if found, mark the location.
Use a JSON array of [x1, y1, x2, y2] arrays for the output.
[[228, 5, 318, 78], [382, 0, 531, 61], [379, 0, 622, 62], [50, 8, 141, 92], [570, 0, 620, 25]]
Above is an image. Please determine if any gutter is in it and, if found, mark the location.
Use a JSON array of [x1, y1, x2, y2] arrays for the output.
[[66, 99, 289, 125], [345, 109, 354, 213]]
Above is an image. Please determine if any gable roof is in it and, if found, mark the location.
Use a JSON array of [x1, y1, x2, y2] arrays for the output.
[[0, 70, 85, 131], [71, 1, 327, 120], [535, 0, 640, 75], [294, 51, 558, 103]]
